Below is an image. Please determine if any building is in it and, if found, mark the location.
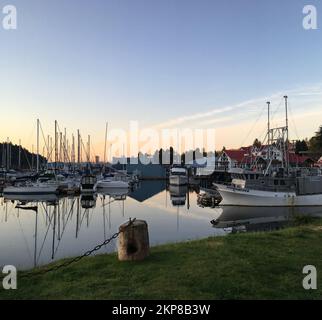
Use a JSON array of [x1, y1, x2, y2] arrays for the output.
[[217, 145, 313, 171], [112, 157, 167, 180]]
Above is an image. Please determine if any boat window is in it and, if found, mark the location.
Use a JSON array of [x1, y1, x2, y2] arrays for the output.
[[274, 180, 278, 186], [280, 180, 286, 186]]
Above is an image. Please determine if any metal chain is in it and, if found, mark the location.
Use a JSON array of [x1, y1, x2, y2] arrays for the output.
[[20, 218, 136, 279]]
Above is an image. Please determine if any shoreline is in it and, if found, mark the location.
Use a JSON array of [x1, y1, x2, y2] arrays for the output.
[[1, 219, 322, 300]]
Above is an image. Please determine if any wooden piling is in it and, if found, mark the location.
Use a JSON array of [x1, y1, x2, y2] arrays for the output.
[[118, 219, 149, 261]]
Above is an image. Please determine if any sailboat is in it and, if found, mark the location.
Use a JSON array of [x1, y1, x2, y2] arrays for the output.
[[214, 96, 322, 207], [3, 120, 59, 196]]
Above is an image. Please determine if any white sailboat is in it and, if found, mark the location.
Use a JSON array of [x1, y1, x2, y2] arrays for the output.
[[3, 182, 59, 196], [3, 120, 59, 196]]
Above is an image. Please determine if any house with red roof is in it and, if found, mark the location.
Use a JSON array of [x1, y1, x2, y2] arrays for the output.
[[217, 145, 313, 171]]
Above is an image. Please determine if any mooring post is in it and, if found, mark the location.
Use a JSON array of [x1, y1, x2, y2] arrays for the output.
[[118, 219, 149, 261]]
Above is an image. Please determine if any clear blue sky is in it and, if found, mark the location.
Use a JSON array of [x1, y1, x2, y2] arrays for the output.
[[1, 0, 322, 152]]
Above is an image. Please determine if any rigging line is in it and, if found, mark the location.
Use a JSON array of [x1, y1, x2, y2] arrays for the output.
[[270, 97, 284, 126], [53, 198, 76, 256], [239, 103, 266, 148], [36, 202, 56, 262], [39, 121, 52, 159], [78, 207, 89, 232], [101, 198, 116, 208], [56, 122, 73, 164], [16, 213, 33, 264], [288, 101, 300, 140]]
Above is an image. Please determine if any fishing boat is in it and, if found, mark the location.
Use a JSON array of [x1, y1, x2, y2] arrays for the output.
[[169, 167, 188, 186], [214, 96, 322, 207]]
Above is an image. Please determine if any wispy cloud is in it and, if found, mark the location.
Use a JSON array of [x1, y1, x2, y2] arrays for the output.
[[151, 83, 322, 131]]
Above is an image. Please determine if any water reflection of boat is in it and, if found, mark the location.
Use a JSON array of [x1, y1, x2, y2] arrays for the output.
[[169, 185, 187, 206], [3, 193, 59, 203], [169, 167, 188, 186], [3, 182, 58, 196], [211, 206, 322, 231], [80, 194, 97, 209], [97, 188, 128, 200]]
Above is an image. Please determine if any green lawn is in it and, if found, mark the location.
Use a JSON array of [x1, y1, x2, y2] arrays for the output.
[[1, 220, 322, 300]]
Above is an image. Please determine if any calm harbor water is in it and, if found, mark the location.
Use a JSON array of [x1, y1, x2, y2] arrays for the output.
[[1, 181, 322, 270], [0, 181, 225, 270]]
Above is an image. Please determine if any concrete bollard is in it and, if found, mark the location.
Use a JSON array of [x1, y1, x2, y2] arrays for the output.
[[118, 219, 150, 261]]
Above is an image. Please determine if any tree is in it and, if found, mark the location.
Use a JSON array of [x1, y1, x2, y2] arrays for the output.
[[253, 138, 262, 148], [309, 126, 322, 154], [295, 140, 309, 154]]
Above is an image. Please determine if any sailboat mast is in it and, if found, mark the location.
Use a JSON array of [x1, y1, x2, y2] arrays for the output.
[[55, 120, 58, 171], [103, 122, 108, 165], [77, 129, 80, 166], [87, 135, 90, 163], [37, 119, 40, 173], [18, 139, 21, 169]]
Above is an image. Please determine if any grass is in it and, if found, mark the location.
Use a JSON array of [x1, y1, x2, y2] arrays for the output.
[[1, 219, 322, 300]]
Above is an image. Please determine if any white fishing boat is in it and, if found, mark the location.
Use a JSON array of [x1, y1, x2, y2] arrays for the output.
[[169, 167, 188, 186], [215, 96, 322, 207]]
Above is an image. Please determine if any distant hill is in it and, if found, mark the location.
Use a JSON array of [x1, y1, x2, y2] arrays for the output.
[[0, 143, 47, 170]]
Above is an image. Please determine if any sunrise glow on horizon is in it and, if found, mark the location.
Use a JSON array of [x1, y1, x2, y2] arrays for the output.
[[1, 0, 322, 159]]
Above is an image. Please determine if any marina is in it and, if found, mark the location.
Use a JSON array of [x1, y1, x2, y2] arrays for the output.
[[1, 1, 322, 302]]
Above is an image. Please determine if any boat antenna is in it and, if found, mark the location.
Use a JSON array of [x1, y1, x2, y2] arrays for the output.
[[37, 119, 40, 173], [266, 101, 271, 146], [284, 95, 289, 175]]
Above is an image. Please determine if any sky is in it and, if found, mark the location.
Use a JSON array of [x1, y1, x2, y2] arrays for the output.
[[0, 0, 322, 158]]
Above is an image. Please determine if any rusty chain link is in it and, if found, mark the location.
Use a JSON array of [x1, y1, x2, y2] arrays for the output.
[[20, 218, 136, 279]]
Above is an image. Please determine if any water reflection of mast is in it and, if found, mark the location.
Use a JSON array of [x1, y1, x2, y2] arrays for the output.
[[103, 195, 107, 242], [109, 195, 111, 230], [76, 196, 80, 238], [177, 206, 180, 231], [187, 189, 190, 210], [33, 203, 38, 268], [51, 204, 57, 259], [57, 201, 61, 241]]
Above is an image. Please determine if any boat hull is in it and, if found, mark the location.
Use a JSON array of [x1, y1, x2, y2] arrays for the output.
[[214, 183, 322, 207], [3, 186, 58, 195]]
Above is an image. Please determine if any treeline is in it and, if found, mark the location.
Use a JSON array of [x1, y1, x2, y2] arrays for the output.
[[0, 143, 47, 170], [294, 126, 322, 157]]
